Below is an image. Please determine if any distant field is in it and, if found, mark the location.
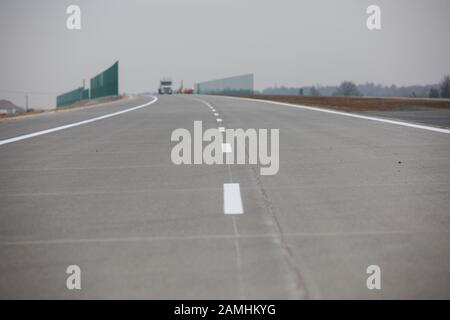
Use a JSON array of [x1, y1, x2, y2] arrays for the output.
[[237, 95, 450, 112]]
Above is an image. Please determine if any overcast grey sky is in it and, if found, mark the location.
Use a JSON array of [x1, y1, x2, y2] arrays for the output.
[[1, 0, 449, 108]]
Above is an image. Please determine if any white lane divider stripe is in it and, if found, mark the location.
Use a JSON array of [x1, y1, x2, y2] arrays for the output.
[[222, 143, 232, 153], [216, 118, 223, 122], [214, 113, 219, 116], [224, 183, 244, 214], [0, 96, 159, 146]]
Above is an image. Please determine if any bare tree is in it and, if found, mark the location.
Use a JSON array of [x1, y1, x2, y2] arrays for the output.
[[429, 87, 440, 98], [440, 75, 450, 98], [333, 81, 362, 97], [310, 86, 321, 96]]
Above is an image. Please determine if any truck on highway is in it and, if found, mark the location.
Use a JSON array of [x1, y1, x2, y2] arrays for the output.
[[159, 78, 173, 95]]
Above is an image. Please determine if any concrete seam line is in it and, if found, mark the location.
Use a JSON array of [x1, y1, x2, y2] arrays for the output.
[[222, 96, 450, 135], [0, 96, 159, 146]]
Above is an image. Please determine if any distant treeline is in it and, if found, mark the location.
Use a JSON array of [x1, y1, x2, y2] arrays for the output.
[[261, 75, 450, 98]]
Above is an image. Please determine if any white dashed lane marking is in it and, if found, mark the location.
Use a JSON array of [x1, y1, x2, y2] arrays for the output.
[[224, 183, 244, 215], [222, 143, 232, 153]]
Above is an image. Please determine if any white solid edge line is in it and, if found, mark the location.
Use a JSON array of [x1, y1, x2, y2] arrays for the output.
[[224, 183, 244, 214], [223, 96, 450, 135], [0, 96, 159, 146], [222, 143, 232, 153]]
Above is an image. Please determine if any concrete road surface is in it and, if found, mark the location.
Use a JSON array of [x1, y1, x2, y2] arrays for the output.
[[0, 95, 449, 299]]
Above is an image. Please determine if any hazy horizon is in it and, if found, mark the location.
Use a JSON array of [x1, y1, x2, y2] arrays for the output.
[[1, 0, 450, 109]]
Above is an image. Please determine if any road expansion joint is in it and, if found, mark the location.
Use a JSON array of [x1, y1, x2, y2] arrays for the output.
[[249, 164, 317, 299]]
